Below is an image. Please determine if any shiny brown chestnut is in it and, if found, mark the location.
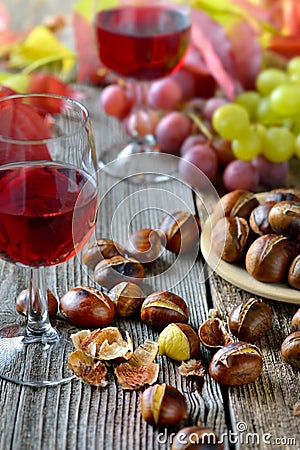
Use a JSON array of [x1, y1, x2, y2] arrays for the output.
[[141, 383, 187, 427], [94, 255, 145, 290], [288, 255, 300, 290], [124, 228, 163, 264], [228, 298, 272, 342], [158, 210, 200, 254], [269, 200, 300, 242], [291, 308, 300, 332], [280, 331, 300, 368], [82, 238, 124, 269], [213, 189, 259, 222], [249, 201, 276, 235], [211, 216, 249, 263], [60, 286, 115, 327], [16, 288, 58, 318], [209, 341, 263, 386], [245, 234, 298, 283], [199, 314, 233, 350], [108, 281, 145, 317], [265, 188, 300, 203], [171, 426, 223, 450], [141, 291, 189, 329]]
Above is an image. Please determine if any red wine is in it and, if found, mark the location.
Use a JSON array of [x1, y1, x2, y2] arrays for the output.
[[0, 162, 97, 267], [95, 5, 190, 80]]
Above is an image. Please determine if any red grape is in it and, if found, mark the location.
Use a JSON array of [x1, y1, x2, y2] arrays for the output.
[[223, 160, 259, 191], [252, 155, 289, 187], [212, 137, 235, 167], [202, 97, 229, 121], [178, 144, 218, 188], [124, 109, 160, 136], [148, 78, 182, 110], [171, 68, 197, 100], [180, 134, 207, 156], [100, 84, 133, 119], [155, 112, 192, 154]]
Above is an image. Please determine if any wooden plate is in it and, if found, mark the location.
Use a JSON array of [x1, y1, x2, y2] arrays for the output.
[[200, 203, 300, 304]]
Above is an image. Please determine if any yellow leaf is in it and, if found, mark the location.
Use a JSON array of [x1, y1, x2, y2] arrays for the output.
[[8, 25, 76, 75], [0, 72, 30, 92]]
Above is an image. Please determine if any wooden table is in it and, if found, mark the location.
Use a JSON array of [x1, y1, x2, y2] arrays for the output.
[[0, 85, 299, 450]]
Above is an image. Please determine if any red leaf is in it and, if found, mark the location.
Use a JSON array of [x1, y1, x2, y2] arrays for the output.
[[72, 11, 107, 85], [268, 36, 300, 59], [0, 101, 51, 164]]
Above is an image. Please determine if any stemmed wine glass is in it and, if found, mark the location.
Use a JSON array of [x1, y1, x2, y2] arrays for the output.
[[94, 0, 191, 179], [0, 93, 98, 386]]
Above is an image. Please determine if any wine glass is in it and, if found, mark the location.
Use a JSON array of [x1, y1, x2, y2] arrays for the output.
[[0, 93, 98, 386], [94, 0, 191, 180]]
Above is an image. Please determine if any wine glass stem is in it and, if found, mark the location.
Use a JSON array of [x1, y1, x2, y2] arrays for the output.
[[24, 267, 59, 344], [132, 81, 156, 150]]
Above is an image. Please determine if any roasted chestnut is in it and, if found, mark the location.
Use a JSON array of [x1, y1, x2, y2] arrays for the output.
[[158, 210, 200, 254], [209, 341, 263, 386], [82, 238, 124, 269], [288, 255, 300, 290], [109, 281, 145, 316], [281, 331, 300, 368], [60, 286, 115, 327], [94, 256, 145, 290], [213, 189, 259, 222], [291, 308, 300, 332], [249, 201, 276, 235], [268, 200, 300, 242], [211, 216, 249, 263], [124, 228, 163, 264], [141, 291, 189, 329], [199, 314, 233, 350], [141, 383, 187, 427], [228, 298, 272, 342], [245, 234, 298, 283], [16, 288, 58, 317], [158, 323, 200, 361], [265, 188, 300, 203]]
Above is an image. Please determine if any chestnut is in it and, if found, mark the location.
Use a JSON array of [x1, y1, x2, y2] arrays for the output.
[[208, 341, 263, 386], [82, 238, 124, 269], [213, 189, 259, 222], [291, 308, 300, 332], [249, 201, 276, 235], [60, 286, 115, 327], [94, 255, 145, 290], [124, 228, 163, 264], [211, 216, 249, 263], [268, 200, 300, 242], [280, 331, 300, 368], [108, 281, 145, 317], [265, 188, 300, 203], [171, 426, 223, 449], [288, 255, 300, 290], [245, 234, 298, 283], [16, 288, 58, 318], [141, 291, 189, 329], [158, 210, 200, 254], [141, 383, 187, 427], [158, 323, 200, 361], [228, 298, 272, 342], [198, 315, 233, 350]]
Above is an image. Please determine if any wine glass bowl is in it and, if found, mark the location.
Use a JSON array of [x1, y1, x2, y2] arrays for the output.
[[94, 0, 191, 177], [0, 93, 98, 386]]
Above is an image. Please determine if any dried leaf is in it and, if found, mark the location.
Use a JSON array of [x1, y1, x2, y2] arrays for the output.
[[179, 359, 206, 378], [68, 349, 107, 387]]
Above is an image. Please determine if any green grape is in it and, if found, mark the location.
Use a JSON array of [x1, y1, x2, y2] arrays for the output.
[[287, 57, 300, 76], [212, 104, 250, 140], [270, 84, 300, 115], [255, 68, 289, 96], [262, 127, 295, 162], [234, 91, 261, 120], [256, 96, 281, 124], [232, 129, 261, 161], [289, 73, 300, 85], [295, 134, 300, 158], [254, 123, 267, 140]]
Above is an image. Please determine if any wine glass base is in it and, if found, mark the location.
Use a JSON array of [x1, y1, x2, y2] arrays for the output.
[[0, 324, 75, 387], [98, 139, 179, 184]]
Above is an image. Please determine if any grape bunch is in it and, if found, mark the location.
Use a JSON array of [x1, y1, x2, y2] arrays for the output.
[[100, 56, 300, 192]]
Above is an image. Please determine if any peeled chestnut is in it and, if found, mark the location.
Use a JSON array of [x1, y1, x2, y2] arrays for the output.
[[94, 255, 145, 290], [171, 426, 223, 450], [269, 201, 300, 242], [281, 331, 300, 368], [141, 291, 189, 329], [199, 315, 233, 350], [141, 383, 187, 427], [124, 228, 163, 264], [211, 216, 249, 263], [245, 234, 298, 283], [158, 210, 200, 254], [288, 255, 300, 290], [109, 281, 145, 317], [60, 286, 115, 327], [213, 189, 259, 222], [82, 238, 124, 269], [291, 308, 300, 332], [209, 341, 263, 386], [158, 323, 200, 361], [16, 288, 58, 317], [228, 298, 272, 342], [249, 201, 276, 235]]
